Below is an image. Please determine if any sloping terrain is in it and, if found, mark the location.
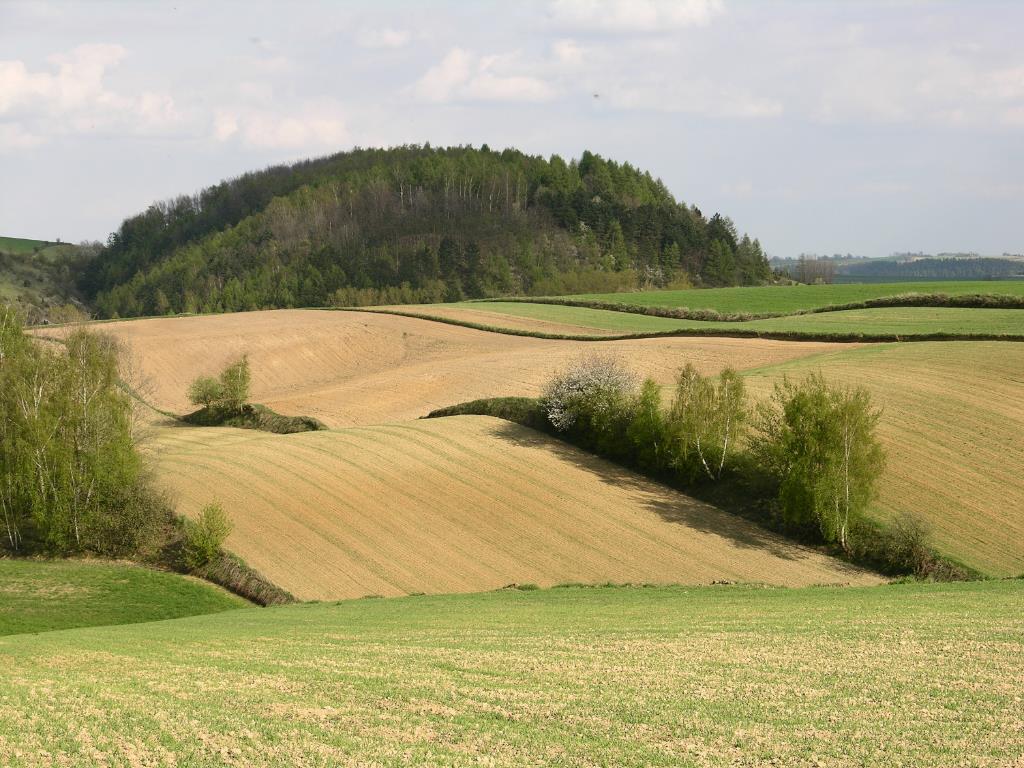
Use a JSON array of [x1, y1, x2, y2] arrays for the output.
[[0, 559, 244, 636], [557, 280, 1024, 313], [375, 301, 1024, 338], [150, 416, 878, 600], [45, 309, 847, 427], [745, 342, 1024, 576], [2, 581, 1021, 767]]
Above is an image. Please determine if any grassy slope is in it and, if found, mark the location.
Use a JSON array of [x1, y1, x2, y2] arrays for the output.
[[0, 559, 245, 636], [0, 240, 83, 307], [149, 416, 877, 600], [744, 342, 1024, 577], [1, 581, 1021, 766], [0, 236, 54, 255], [401, 301, 1024, 338], [557, 280, 1024, 313]]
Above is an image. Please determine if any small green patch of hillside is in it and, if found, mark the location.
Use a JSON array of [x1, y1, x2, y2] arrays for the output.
[[0, 239, 92, 319], [1, 581, 1021, 766], [0, 236, 55, 255], [181, 403, 326, 433], [0, 559, 245, 636], [554, 280, 1024, 314]]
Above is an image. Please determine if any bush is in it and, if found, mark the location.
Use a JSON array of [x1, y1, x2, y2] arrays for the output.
[[187, 376, 224, 410], [219, 356, 251, 413], [182, 503, 233, 570], [666, 365, 746, 481], [752, 373, 885, 553], [541, 354, 639, 456], [185, 356, 251, 414], [1, 307, 170, 556]]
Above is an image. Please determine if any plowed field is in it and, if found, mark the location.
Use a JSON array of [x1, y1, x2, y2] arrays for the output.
[[151, 416, 878, 600]]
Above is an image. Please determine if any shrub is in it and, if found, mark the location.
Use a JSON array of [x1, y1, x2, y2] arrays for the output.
[[218, 356, 251, 413], [184, 356, 250, 414], [182, 503, 233, 570], [666, 365, 746, 481], [187, 376, 224, 410], [541, 354, 638, 455], [1, 308, 170, 556], [627, 379, 668, 473], [752, 373, 885, 553]]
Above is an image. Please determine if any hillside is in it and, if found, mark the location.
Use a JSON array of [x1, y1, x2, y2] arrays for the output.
[[0, 237, 92, 320], [745, 342, 1024, 576], [80, 145, 770, 318], [0, 559, 244, 636], [42, 309, 847, 426], [2, 581, 1021, 766], [150, 417, 876, 599]]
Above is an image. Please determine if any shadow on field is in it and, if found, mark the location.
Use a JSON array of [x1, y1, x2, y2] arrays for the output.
[[488, 420, 815, 562]]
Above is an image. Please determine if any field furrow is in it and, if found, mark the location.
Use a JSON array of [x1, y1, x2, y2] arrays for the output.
[[151, 416, 879, 600]]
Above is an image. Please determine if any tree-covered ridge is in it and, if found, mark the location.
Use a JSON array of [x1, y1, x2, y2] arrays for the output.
[[83, 145, 769, 317]]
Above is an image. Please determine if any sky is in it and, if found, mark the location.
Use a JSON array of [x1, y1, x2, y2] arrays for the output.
[[1, 0, 1022, 258]]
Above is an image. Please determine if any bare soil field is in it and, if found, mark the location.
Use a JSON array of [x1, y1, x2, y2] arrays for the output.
[[150, 415, 879, 600], [745, 342, 1024, 576], [45, 309, 848, 427]]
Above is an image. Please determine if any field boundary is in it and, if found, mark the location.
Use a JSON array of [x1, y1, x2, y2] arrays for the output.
[[481, 291, 1024, 322], [336, 306, 1024, 343]]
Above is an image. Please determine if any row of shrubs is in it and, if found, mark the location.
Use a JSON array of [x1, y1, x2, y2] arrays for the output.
[[429, 354, 971, 579]]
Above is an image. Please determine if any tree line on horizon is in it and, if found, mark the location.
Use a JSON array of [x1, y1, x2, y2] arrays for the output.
[[80, 145, 770, 317]]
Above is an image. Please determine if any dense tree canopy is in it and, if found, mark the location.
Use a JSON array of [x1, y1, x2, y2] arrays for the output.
[[82, 146, 769, 317]]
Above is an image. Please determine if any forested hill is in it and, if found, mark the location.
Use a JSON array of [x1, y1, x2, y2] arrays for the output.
[[82, 145, 769, 317]]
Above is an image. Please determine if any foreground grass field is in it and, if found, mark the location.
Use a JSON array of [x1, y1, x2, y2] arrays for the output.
[[151, 416, 877, 600], [382, 301, 1024, 338], [554, 280, 1024, 314], [1, 581, 1021, 766], [745, 342, 1024, 577], [0, 559, 245, 636]]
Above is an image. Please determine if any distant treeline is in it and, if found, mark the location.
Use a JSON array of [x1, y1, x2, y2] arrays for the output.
[[841, 257, 1022, 280], [80, 145, 770, 317]]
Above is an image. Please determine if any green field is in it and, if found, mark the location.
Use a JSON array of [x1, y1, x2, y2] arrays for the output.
[[0, 236, 55, 255], [432, 301, 1024, 337], [552, 280, 1024, 314], [0, 559, 245, 636], [1, 581, 1021, 766]]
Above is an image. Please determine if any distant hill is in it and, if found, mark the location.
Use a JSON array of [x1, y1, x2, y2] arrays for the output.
[[80, 145, 770, 318], [0, 237, 93, 321]]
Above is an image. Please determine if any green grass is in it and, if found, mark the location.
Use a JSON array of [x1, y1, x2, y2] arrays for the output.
[[0, 581, 1021, 765], [0, 236, 55, 255], [0, 559, 246, 636], [440, 301, 1024, 338], [555, 280, 1024, 314]]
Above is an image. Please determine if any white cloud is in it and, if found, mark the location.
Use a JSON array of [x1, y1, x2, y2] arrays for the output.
[[552, 39, 585, 67], [0, 44, 183, 143], [414, 48, 556, 103], [356, 27, 411, 49], [548, 0, 723, 33], [0, 122, 45, 153], [212, 105, 348, 150]]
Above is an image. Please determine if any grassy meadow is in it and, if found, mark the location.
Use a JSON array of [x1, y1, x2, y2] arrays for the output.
[[551, 280, 1024, 314], [1, 581, 1021, 767], [0, 236, 55, 255], [0, 559, 245, 636], [387, 301, 1024, 338]]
